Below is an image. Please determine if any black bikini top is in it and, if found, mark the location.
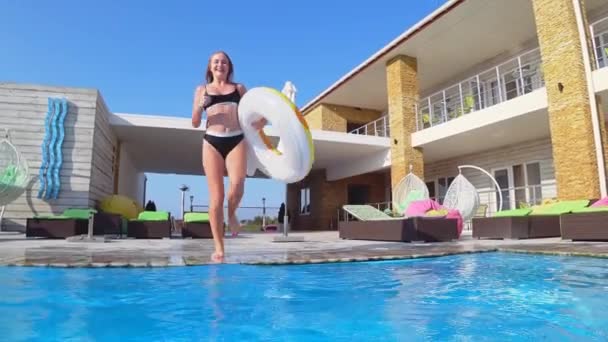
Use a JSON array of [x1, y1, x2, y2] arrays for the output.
[[203, 84, 241, 110]]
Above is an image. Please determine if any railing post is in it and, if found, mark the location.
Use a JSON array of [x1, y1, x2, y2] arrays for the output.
[[384, 116, 388, 136], [459, 83, 464, 114], [495, 66, 502, 103], [590, 22, 599, 70], [517, 56, 525, 95], [476, 75, 482, 110], [428, 97, 432, 127], [442, 90, 448, 123]]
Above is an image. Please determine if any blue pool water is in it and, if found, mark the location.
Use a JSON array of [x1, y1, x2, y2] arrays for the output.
[[0, 253, 607, 341]]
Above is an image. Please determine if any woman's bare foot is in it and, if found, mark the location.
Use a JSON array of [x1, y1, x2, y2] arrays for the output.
[[229, 215, 240, 237], [211, 251, 224, 263]]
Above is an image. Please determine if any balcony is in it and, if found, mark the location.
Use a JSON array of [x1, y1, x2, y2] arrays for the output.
[[348, 115, 390, 137], [416, 48, 544, 130], [591, 16, 608, 70]]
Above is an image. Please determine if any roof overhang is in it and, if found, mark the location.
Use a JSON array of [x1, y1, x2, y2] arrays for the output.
[[302, 0, 540, 113], [109, 113, 390, 177]]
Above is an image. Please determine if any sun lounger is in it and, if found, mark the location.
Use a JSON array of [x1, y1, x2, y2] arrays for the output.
[[338, 205, 458, 242], [127, 211, 171, 238], [560, 205, 608, 241], [181, 212, 213, 238], [472, 200, 590, 240], [26, 208, 122, 238]]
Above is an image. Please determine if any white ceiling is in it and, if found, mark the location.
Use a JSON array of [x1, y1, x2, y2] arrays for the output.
[[302, 0, 539, 112], [109, 113, 389, 177]]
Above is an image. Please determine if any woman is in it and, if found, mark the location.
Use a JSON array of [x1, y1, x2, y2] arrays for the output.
[[191, 51, 265, 262]]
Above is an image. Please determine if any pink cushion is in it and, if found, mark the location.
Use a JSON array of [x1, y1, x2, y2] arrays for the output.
[[404, 199, 444, 217], [446, 209, 463, 238], [591, 197, 608, 207]]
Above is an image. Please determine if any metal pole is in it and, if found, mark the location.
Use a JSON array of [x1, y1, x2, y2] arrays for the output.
[[283, 184, 289, 236], [262, 197, 266, 229], [458, 164, 503, 213]]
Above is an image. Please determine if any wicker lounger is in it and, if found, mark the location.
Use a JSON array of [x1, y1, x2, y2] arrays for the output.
[[127, 211, 172, 239], [339, 205, 458, 242], [560, 207, 608, 241], [181, 212, 213, 239], [339, 216, 458, 242], [26, 209, 122, 238], [472, 200, 590, 240]]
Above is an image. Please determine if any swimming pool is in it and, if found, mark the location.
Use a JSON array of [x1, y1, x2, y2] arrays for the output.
[[0, 252, 606, 341]]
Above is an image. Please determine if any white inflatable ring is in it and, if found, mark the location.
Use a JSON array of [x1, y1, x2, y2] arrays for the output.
[[238, 87, 314, 183]]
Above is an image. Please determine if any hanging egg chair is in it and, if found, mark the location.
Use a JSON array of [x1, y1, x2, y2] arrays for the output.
[[441, 171, 480, 222], [392, 165, 430, 215], [0, 130, 30, 207]]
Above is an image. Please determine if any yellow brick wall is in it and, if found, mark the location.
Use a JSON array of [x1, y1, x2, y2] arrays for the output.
[[304, 103, 382, 132], [385, 55, 424, 192], [532, 0, 604, 200]]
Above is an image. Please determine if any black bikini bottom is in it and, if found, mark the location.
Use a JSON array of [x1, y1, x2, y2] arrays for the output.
[[203, 133, 244, 159]]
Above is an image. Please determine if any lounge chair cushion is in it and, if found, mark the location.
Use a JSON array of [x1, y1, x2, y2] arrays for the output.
[[530, 200, 589, 216], [591, 197, 608, 208], [137, 211, 169, 221], [34, 208, 97, 220], [493, 208, 532, 217], [343, 205, 398, 221], [405, 199, 444, 217], [571, 206, 608, 213], [184, 212, 209, 223], [426, 209, 449, 217]]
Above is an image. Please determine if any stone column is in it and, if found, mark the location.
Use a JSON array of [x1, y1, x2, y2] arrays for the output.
[[531, 0, 607, 199], [385, 55, 424, 192]]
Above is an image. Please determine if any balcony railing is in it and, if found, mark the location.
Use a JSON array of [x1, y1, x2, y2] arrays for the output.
[[348, 115, 390, 137], [415, 48, 544, 131], [591, 16, 608, 70]]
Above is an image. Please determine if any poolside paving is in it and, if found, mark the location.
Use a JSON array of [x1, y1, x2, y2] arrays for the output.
[[0, 231, 607, 267]]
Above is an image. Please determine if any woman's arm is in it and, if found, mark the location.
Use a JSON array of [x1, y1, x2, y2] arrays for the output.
[[192, 85, 204, 128]]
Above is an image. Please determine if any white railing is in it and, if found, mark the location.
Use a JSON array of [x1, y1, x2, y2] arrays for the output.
[[416, 48, 544, 130], [591, 16, 608, 70], [348, 115, 390, 137]]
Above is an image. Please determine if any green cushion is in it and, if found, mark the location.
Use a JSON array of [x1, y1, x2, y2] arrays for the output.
[[426, 209, 448, 217], [0, 165, 17, 185], [137, 211, 169, 221], [396, 190, 426, 213], [63, 208, 97, 219], [530, 200, 589, 216], [571, 206, 608, 214], [33, 208, 96, 220], [184, 212, 209, 223], [493, 208, 532, 217]]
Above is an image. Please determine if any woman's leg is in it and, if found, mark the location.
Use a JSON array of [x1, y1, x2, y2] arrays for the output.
[[202, 140, 226, 260], [225, 139, 247, 236]]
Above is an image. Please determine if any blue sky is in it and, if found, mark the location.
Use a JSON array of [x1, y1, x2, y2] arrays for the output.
[[1, 0, 443, 219]]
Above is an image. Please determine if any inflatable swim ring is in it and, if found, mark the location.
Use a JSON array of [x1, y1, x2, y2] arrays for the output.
[[238, 87, 314, 183]]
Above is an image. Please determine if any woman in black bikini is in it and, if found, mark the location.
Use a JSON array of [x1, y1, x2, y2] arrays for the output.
[[191, 51, 265, 262]]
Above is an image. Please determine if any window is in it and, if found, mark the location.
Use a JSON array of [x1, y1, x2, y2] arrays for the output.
[[425, 177, 454, 202], [437, 176, 455, 203], [300, 187, 310, 215], [493, 161, 543, 211]]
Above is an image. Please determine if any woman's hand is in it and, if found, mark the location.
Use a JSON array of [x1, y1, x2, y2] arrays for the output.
[[251, 118, 268, 130]]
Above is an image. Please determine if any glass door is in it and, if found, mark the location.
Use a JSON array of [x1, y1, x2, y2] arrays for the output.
[[493, 168, 513, 211]]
